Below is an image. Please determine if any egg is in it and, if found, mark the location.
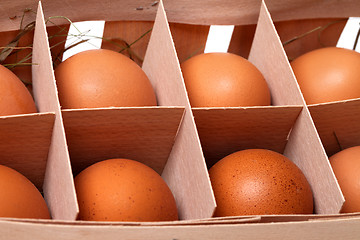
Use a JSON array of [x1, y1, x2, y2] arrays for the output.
[[75, 158, 178, 222], [291, 47, 360, 104], [180, 52, 271, 107], [329, 146, 360, 213], [0, 164, 50, 219], [0, 64, 37, 116], [54, 49, 157, 109], [209, 149, 313, 216]]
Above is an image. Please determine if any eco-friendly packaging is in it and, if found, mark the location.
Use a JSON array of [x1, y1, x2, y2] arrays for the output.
[[0, 0, 359, 239]]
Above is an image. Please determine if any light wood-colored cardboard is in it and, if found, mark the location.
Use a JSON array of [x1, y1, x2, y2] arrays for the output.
[[3, 215, 261, 226], [1, 216, 360, 240], [284, 108, 345, 214], [308, 99, 360, 157], [248, 0, 304, 106], [193, 106, 302, 167], [142, 0, 216, 220], [61, 107, 184, 175], [1, 0, 360, 238], [248, 1, 344, 214], [2, 0, 359, 32], [32, 2, 78, 220], [0, 113, 54, 189]]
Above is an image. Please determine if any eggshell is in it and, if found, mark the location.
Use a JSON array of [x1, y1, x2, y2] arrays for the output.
[[54, 49, 157, 109], [291, 47, 360, 104], [0, 64, 37, 116], [329, 146, 360, 213], [75, 158, 178, 222], [181, 53, 271, 107], [180, 52, 271, 107], [209, 149, 313, 216], [0, 164, 50, 219]]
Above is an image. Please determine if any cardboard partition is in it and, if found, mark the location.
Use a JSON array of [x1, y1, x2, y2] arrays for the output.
[[248, 0, 304, 106], [61, 107, 184, 176], [284, 108, 344, 214], [308, 99, 360, 157], [248, 0, 344, 214], [193, 106, 302, 168], [142, 0, 216, 220], [32, 2, 78, 220], [0, 113, 54, 189]]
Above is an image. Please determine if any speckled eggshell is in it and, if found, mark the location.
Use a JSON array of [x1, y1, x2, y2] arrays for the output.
[[180, 52, 271, 107], [291, 47, 360, 104], [209, 149, 314, 216], [0, 64, 37, 116], [75, 158, 178, 222], [0, 165, 50, 219], [54, 49, 157, 109], [329, 146, 360, 213]]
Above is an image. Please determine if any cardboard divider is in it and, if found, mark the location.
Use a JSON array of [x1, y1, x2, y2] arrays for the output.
[[0, 113, 54, 189], [248, 1, 304, 106], [193, 106, 302, 168], [142, 0, 216, 220], [308, 99, 360, 157], [252, 1, 344, 214], [61, 107, 184, 176], [32, 1, 78, 220]]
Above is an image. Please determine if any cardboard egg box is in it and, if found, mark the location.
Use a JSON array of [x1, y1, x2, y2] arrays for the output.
[[0, 0, 360, 239]]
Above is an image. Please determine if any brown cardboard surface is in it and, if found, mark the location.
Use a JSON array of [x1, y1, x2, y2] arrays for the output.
[[308, 99, 360, 157], [0, 113, 54, 189], [248, 0, 304, 106], [32, 2, 78, 220], [143, 1, 216, 220], [61, 107, 184, 175], [193, 106, 302, 167], [2, 0, 359, 32], [284, 108, 344, 214], [0, 216, 360, 240]]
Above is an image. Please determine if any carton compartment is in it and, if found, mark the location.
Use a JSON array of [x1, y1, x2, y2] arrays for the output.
[[38, 0, 216, 221], [193, 106, 302, 168], [185, 1, 343, 215], [0, 0, 356, 229], [62, 107, 185, 176], [308, 99, 360, 157], [0, 113, 54, 189]]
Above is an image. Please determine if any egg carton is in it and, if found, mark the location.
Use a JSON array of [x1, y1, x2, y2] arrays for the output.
[[0, 0, 360, 239]]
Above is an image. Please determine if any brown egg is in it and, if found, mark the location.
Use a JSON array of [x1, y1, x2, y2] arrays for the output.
[[54, 49, 157, 109], [75, 158, 178, 222], [329, 146, 360, 213], [0, 164, 50, 219], [0, 64, 37, 116], [291, 47, 360, 104], [209, 149, 313, 216], [180, 52, 271, 107]]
